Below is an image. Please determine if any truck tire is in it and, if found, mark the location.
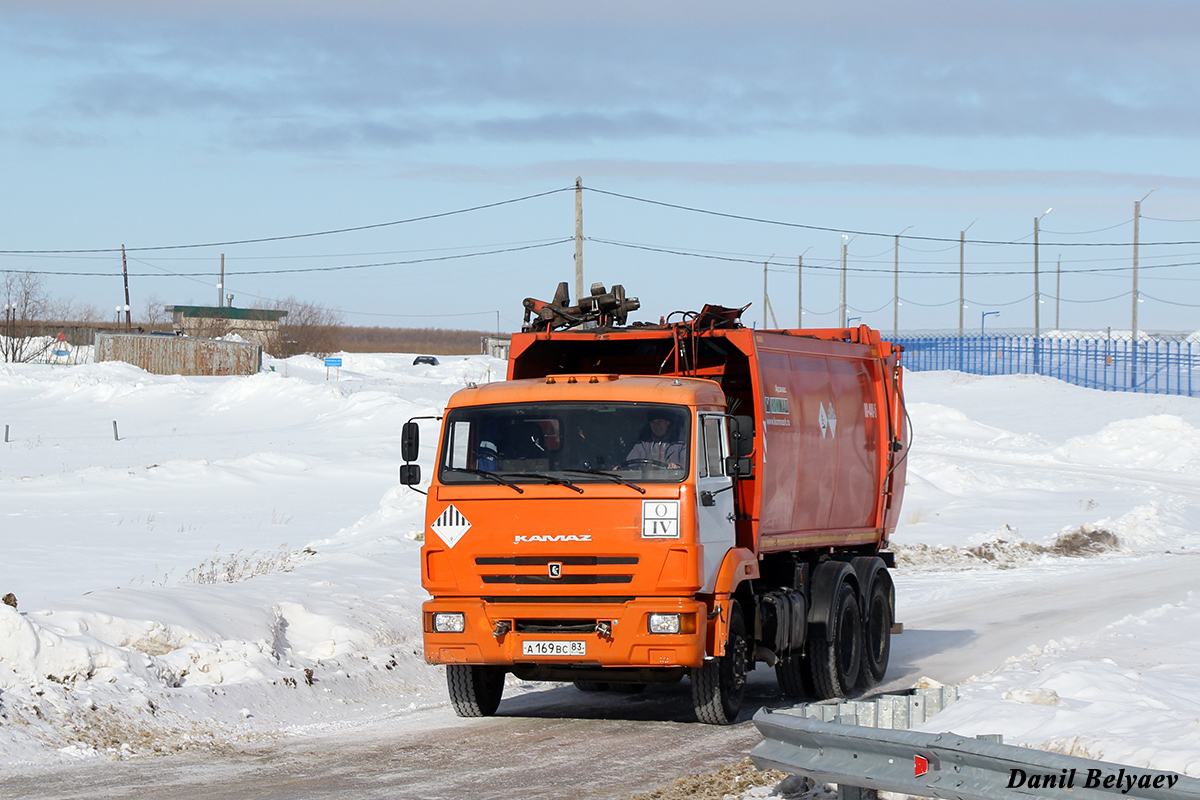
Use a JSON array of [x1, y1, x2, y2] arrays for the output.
[[447, 664, 505, 717], [691, 600, 748, 724], [775, 649, 814, 698], [858, 575, 892, 688], [806, 582, 862, 699]]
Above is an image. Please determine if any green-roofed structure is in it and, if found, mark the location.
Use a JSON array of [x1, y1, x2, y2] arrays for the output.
[[169, 305, 287, 353]]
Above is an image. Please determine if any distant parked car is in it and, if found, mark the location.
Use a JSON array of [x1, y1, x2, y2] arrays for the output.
[[413, 356, 439, 366]]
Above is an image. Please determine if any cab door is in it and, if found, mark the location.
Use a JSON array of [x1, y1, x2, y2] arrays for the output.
[[695, 414, 736, 593]]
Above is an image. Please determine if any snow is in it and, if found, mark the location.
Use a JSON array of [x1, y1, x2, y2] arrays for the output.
[[2, 352, 1200, 784]]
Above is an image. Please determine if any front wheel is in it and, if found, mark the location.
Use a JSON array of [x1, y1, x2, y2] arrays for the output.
[[691, 600, 748, 724], [447, 664, 505, 717]]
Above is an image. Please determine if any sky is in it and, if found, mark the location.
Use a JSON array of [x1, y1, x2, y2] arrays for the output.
[[4, 1, 1200, 334]]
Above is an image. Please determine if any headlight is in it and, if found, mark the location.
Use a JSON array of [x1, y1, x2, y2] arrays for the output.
[[648, 613, 681, 634], [433, 612, 466, 633]]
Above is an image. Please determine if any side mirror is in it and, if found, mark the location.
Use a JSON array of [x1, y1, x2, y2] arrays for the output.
[[724, 455, 752, 478], [401, 421, 420, 462], [399, 463, 422, 486]]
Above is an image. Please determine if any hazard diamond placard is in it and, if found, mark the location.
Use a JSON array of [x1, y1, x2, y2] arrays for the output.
[[430, 504, 472, 548]]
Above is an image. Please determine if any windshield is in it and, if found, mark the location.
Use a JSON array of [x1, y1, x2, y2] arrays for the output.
[[439, 402, 691, 484]]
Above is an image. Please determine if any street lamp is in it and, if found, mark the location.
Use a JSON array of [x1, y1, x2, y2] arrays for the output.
[[847, 316, 862, 327], [1034, 206, 1052, 374], [840, 234, 857, 327], [1132, 189, 1157, 346], [893, 226, 911, 339], [981, 311, 1000, 335]]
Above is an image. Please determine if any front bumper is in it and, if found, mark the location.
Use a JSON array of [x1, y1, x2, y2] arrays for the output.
[[423, 596, 708, 670]]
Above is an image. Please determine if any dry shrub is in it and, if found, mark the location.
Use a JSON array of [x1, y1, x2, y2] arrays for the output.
[[892, 526, 1120, 571]]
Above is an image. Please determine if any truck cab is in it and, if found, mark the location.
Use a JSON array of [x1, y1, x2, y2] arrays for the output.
[[417, 375, 746, 704]]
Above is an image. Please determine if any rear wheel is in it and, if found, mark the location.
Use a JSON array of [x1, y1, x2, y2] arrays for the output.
[[858, 576, 893, 688], [691, 600, 748, 724], [775, 649, 814, 698], [807, 582, 862, 699], [447, 664, 505, 717]]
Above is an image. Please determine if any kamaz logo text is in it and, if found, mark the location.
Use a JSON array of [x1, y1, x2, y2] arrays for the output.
[[514, 534, 592, 543]]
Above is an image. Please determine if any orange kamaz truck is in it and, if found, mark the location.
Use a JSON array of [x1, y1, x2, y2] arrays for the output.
[[400, 284, 908, 724]]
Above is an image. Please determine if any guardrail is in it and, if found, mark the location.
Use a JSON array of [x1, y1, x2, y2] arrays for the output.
[[750, 708, 1200, 800]]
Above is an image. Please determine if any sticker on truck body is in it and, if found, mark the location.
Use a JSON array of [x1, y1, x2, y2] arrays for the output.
[[430, 504, 472, 548], [642, 500, 680, 538]]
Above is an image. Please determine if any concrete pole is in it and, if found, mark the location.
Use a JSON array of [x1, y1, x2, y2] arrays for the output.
[[894, 234, 900, 338], [763, 261, 768, 328], [797, 253, 803, 329], [839, 238, 848, 327], [1132, 199, 1141, 344], [1033, 217, 1040, 373], [958, 230, 965, 339], [574, 177, 583, 303], [1055, 255, 1061, 330]]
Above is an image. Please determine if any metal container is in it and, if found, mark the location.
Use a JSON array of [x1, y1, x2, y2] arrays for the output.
[[95, 332, 262, 376]]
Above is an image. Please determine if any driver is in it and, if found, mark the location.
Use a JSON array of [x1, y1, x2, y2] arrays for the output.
[[624, 414, 685, 469]]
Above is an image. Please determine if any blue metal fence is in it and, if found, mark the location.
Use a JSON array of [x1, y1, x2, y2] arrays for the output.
[[893, 335, 1200, 397]]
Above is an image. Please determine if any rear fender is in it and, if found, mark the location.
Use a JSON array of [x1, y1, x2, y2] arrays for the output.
[[806, 561, 859, 640]]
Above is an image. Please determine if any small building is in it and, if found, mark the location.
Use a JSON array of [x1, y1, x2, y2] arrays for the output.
[[481, 335, 511, 360], [170, 306, 287, 352]]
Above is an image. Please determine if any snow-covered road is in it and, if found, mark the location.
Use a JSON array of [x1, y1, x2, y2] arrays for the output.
[[3, 350, 1200, 796]]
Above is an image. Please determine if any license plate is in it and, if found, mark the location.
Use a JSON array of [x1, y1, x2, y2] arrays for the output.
[[522, 640, 586, 657]]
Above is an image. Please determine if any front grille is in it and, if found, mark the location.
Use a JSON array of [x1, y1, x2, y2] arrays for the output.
[[514, 619, 597, 633], [481, 574, 633, 585], [483, 596, 634, 604], [475, 556, 638, 566]]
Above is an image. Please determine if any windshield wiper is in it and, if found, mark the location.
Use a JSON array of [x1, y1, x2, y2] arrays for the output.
[[445, 468, 524, 493], [497, 472, 584, 493], [562, 469, 646, 494]]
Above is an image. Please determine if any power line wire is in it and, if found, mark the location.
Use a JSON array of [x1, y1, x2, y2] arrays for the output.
[[583, 185, 1200, 248], [0, 239, 573, 277], [0, 187, 574, 255]]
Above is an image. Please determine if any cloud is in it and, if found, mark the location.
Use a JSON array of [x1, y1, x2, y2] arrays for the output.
[[5, 4, 1200, 153]]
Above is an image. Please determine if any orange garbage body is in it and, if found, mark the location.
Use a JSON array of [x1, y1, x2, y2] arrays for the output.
[[419, 323, 907, 673]]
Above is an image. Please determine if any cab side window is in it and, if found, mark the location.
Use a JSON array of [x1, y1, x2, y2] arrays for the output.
[[699, 416, 726, 478]]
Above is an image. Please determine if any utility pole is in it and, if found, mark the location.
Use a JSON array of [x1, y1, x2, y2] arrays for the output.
[[893, 227, 910, 339], [218, 254, 225, 308], [1133, 199, 1140, 344], [1033, 208, 1051, 374], [839, 235, 848, 327], [1055, 255, 1061, 330], [957, 220, 976, 339], [763, 261, 768, 328], [1132, 190, 1156, 346], [121, 244, 132, 332], [574, 177, 584, 303], [798, 248, 810, 329]]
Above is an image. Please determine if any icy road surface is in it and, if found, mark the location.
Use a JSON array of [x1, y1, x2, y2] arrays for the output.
[[4, 549, 1195, 799]]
